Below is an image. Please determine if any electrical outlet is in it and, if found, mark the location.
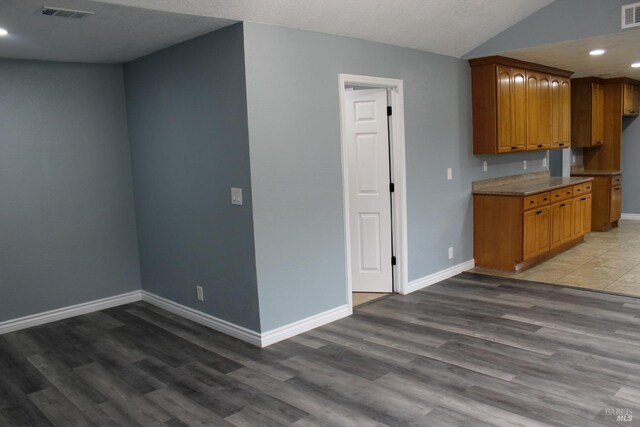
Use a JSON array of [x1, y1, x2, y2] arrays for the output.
[[523, 160, 527, 170], [448, 247, 453, 259], [483, 161, 488, 172], [542, 158, 547, 168], [196, 286, 204, 302], [572, 155, 576, 164], [447, 168, 453, 180]]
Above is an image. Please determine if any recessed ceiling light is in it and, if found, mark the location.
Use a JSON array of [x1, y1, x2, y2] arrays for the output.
[[589, 49, 606, 56], [0, 28, 8, 37], [632, 62, 640, 68]]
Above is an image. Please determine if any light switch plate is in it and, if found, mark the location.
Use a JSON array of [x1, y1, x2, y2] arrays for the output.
[[447, 168, 453, 180], [483, 161, 488, 172], [523, 160, 527, 170], [542, 158, 547, 168], [231, 188, 243, 205]]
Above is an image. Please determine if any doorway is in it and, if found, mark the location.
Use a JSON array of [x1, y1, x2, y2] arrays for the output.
[[338, 74, 408, 310]]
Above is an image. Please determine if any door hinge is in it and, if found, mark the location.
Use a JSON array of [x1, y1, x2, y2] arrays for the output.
[[387, 106, 392, 116], [391, 256, 397, 266], [389, 183, 395, 193]]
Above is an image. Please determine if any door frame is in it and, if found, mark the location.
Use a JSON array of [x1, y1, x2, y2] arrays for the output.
[[338, 73, 408, 310]]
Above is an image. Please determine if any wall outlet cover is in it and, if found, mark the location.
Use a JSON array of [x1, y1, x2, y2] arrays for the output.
[[448, 247, 453, 259], [196, 286, 204, 301]]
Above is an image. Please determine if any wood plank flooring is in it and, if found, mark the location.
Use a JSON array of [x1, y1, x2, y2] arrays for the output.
[[2, 272, 640, 426]]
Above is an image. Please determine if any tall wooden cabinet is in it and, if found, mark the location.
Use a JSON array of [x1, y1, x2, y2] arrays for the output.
[[571, 78, 604, 148], [470, 56, 573, 155]]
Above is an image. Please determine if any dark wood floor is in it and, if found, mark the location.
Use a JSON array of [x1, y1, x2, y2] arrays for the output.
[[2, 272, 640, 426]]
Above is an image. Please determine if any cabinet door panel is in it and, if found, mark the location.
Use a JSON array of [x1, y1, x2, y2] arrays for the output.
[[560, 78, 571, 147], [523, 210, 538, 260], [623, 83, 640, 116], [561, 200, 574, 242], [610, 185, 622, 222], [526, 73, 539, 151], [582, 194, 592, 234], [550, 202, 563, 248], [497, 66, 514, 153], [551, 78, 562, 148], [537, 206, 551, 254], [573, 197, 583, 238], [513, 69, 527, 151], [538, 75, 552, 149], [591, 83, 604, 146]]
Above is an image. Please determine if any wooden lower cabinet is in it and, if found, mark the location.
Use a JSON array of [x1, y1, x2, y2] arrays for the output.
[[474, 181, 593, 272], [579, 174, 622, 231], [550, 199, 573, 249], [523, 206, 550, 260], [574, 193, 593, 237], [610, 185, 622, 223]]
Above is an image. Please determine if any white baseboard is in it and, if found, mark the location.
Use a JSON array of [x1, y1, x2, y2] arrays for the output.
[[260, 304, 352, 347], [141, 291, 262, 347], [142, 291, 351, 348], [621, 213, 640, 220], [403, 259, 475, 294], [0, 286, 351, 348], [0, 290, 142, 335]]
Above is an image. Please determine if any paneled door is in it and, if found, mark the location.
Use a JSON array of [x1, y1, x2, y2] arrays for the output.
[[344, 89, 393, 293]]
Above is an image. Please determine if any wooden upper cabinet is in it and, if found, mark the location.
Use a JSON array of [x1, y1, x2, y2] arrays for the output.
[[623, 83, 640, 116], [571, 78, 604, 148], [496, 66, 527, 153], [526, 72, 552, 150], [550, 77, 571, 149], [469, 56, 573, 155]]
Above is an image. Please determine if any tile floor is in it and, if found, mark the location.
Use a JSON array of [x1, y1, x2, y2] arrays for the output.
[[352, 292, 389, 307], [473, 219, 640, 297]]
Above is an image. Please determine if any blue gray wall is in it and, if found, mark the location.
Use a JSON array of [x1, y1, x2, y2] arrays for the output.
[[242, 23, 548, 332], [465, 0, 639, 58], [123, 23, 261, 331], [0, 59, 141, 322], [622, 117, 640, 213]]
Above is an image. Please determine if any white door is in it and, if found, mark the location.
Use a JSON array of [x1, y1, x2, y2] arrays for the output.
[[344, 88, 393, 293]]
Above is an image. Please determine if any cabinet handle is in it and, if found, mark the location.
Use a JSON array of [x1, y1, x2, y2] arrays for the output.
[[581, 197, 586, 201], [537, 144, 543, 148], [536, 210, 542, 215], [560, 203, 566, 207], [511, 146, 518, 150], [559, 143, 565, 146], [543, 198, 548, 201]]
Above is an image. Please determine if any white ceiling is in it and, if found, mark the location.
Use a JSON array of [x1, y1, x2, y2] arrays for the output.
[[0, 0, 235, 63], [0, 0, 555, 63], [90, 0, 555, 58], [499, 29, 640, 80]]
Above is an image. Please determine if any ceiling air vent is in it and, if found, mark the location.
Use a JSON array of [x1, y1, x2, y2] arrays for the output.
[[40, 6, 94, 19], [622, 2, 640, 29]]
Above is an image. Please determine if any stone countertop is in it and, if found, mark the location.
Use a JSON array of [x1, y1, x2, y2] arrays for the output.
[[473, 175, 593, 196], [570, 168, 622, 177]]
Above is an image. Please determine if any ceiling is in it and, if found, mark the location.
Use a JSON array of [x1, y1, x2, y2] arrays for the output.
[[499, 29, 640, 80], [0, 0, 555, 63], [0, 0, 235, 63]]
